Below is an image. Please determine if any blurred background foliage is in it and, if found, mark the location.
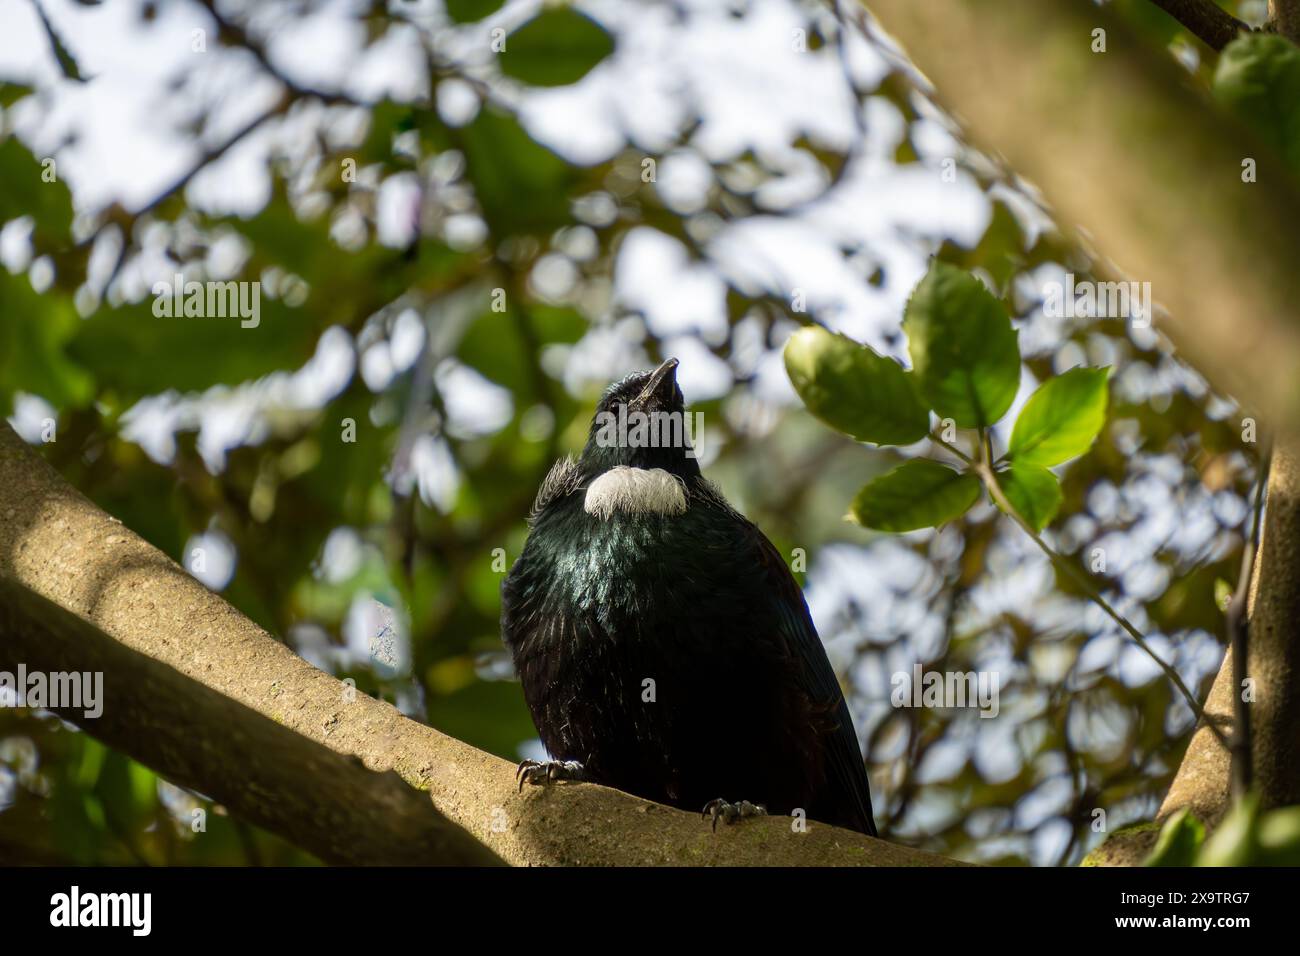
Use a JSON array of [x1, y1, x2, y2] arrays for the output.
[[0, 0, 1266, 864]]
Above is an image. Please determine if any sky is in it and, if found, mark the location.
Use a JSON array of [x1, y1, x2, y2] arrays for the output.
[[0, 0, 991, 554]]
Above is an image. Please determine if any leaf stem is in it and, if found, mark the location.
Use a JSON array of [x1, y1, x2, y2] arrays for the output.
[[975, 458, 1224, 745], [929, 430, 973, 465]]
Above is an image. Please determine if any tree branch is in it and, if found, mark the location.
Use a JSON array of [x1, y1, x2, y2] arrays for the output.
[[0, 422, 954, 866], [859, 0, 1300, 863], [1089, 438, 1299, 865], [1146, 0, 1250, 51], [0, 576, 502, 866], [78, 92, 292, 293], [1270, 0, 1300, 41], [1236, 439, 1300, 810], [863, 0, 1300, 435], [197, 0, 372, 108], [1227, 442, 1270, 798]]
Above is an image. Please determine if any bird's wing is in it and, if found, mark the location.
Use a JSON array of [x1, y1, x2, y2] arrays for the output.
[[721, 489, 877, 837]]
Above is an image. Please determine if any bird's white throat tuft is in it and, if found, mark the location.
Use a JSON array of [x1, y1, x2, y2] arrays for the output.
[[583, 466, 688, 520]]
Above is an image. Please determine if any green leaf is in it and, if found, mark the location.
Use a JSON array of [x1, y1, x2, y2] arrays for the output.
[[902, 261, 1020, 428], [1214, 577, 1234, 612], [1144, 808, 1206, 867], [1214, 33, 1300, 174], [213, 191, 465, 325], [499, 9, 614, 88], [530, 305, 587, 344], [849, 459, 981, 532], [1257, 806, 1300, 865], [358, 100, 429, 167], [1, 83, 32, 108], [784, 325, 930, 446], [935, 200, 1026, 293], [994, 464, 1062, 532], [445, 0, 506, 24], [459, 304, 588, 403], [1007, 367, 1109, 466], [459, 107, 576, 236], [67, 297, 318, 398], [0, 269, 95, 409], [1196, 793, 1260, 867], [0, 136, 74, 250]]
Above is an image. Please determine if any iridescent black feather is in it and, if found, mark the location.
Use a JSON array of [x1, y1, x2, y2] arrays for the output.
[[501, 360, 877, 835]]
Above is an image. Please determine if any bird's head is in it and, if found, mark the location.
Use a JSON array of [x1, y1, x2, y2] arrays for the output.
[[579, 358, 701, 480]]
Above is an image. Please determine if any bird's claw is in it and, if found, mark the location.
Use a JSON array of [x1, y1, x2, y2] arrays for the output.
[[702, 798, 768, 832], [516, 759, 587, 793]]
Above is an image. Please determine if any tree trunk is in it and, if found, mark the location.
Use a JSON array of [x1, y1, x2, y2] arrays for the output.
[[863, 0, 1300, 864]]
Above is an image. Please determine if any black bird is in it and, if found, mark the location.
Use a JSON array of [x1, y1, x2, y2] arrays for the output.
[[501, 358, 877, 836]]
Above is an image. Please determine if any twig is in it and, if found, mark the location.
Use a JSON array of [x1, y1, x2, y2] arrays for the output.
[[30, 0, 85, 82], [80, 91, 290, 261], [974, 453, 1226, 745], [833, 0, 871, 141], [1227, 441, 1271, 795], [198, 0, 373, 108], [203, 0, 493, 110], [388, 307, 439, 578], [1145, 0, 1251, 51]]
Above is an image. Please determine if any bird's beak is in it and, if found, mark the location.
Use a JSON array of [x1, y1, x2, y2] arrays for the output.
[[634, 358, 679, 408]]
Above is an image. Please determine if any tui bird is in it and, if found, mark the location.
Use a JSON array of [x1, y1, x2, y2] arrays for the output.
[[500, 358, 877, 835]]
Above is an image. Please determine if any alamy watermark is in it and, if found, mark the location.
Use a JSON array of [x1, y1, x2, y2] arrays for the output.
[[593, 406, 706, 459], [891, 664, 1000, 718], [50, 886, 150, 936], [1042, 273, 1151, 327], [152, 274, 260, 328], [0, 664, 103, 719]]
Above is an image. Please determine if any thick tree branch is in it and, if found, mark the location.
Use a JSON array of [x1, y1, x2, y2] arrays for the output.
[[0, 576, 502, 866], [0, 423, 953, 866], [1235, 441, 1300, 810], [865, 0, 1300, 436]]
